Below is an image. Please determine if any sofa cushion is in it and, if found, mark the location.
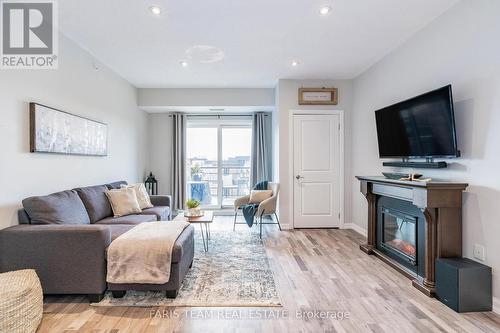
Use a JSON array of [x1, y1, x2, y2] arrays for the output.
[[106, 181, 128, 190], [22, 190, 90, 225], [74, 185, 113, 223], [18, 209, 30, 224], [95, 214, 157, 225], [140, 206, 170, 221]]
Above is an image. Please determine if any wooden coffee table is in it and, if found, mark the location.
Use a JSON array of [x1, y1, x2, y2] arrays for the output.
[[174, 211, 213, 252]]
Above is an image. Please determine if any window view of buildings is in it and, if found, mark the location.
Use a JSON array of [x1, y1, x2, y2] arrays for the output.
[[186, 126, 252, 207]]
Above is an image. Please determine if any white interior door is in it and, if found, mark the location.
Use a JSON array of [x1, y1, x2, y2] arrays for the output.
[[293, 114, 341, 228]]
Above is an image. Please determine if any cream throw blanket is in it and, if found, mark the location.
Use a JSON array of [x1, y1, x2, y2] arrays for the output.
[[106, 221, 189, 284]]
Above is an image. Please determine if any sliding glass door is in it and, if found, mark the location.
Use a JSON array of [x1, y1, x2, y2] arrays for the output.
[[186, 127, 219, 207], [221, 127, 252, 206], [186, 118, 252, 209]]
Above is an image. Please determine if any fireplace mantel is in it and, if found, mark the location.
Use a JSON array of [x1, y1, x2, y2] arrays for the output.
[[356, 176, 468, 296]]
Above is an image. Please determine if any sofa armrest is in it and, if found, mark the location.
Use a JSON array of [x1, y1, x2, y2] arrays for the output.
[[150, 195, 172, 208], [0, 224, 112, 295], [150, 195, 173, 220]]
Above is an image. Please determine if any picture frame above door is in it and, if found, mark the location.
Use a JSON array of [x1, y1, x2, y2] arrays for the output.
[[298, 88, 338, 105]]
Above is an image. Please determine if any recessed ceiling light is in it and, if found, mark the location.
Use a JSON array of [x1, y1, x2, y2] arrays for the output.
[[180, 61, 188, 67], [292, 61, 299, 67], [319, 6, 332, 16], [149, 5, 162, 16]]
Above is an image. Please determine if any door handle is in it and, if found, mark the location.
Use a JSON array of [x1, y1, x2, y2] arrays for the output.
[[296, 175, 304, 180]]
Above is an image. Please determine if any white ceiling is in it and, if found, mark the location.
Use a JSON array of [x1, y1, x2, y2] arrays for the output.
[[60, 0, 458, 88]]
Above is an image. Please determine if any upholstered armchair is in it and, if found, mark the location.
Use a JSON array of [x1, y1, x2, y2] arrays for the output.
[[233, 182, 281, 238]]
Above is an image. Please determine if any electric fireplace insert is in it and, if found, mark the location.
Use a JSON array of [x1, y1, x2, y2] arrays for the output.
[[376, 197, 425, 277]]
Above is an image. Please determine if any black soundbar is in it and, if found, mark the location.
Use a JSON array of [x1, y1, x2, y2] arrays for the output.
[[382, 161, 448, 169]]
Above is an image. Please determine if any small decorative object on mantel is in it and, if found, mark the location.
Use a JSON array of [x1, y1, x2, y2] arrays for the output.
[[298, 87, 338, 105], [185, 199, 203, 217], [144, 172, 158, 195], [30, 103, 107, 156], [400, 173, 432, 182]]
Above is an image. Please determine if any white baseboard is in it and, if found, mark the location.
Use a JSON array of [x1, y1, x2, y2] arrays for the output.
[[279, 223, 292, 230], [343, 223, 367, 237], [493, 297, 500, 314]]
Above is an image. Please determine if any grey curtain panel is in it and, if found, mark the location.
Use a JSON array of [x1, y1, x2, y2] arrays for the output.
[[251, 112, 273, 186], [172, 113, 186, 211]]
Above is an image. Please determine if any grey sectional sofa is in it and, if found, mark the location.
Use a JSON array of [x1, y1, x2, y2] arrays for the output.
[[0, 181, 194, 302]]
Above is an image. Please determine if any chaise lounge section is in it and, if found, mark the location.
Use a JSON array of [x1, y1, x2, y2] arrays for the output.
[[0, 181, 193, 302]]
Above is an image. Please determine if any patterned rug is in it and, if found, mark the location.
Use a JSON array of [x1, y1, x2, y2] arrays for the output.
[[91, 229, 281, 307]]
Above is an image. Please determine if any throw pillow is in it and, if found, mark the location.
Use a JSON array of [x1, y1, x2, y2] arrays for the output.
[[249, 190, 273, 204], [22, 190, 90, 225], [121, 183, 154, 210], [105, 187, 142, 217]]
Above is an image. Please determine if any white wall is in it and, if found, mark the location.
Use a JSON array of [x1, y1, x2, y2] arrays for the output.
[[0, 36, 147, 229], [138, 88, 274, 110], [350, 0, 500, 297], [275, 79, 353, 228], [146, 114, 173, 195], [144, 89, 276, 198], [145, 112, 268, 199]]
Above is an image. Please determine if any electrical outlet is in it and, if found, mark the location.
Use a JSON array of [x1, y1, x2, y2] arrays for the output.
[[473, 244, 486, 261]]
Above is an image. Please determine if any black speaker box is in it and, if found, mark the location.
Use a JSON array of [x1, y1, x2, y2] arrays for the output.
[[435, 258, 492, 312]]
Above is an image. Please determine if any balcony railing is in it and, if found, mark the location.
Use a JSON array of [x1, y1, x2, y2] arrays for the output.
[[187, 165, 251, 206]]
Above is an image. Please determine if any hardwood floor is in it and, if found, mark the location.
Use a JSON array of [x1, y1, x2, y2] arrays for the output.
[[40, 217, 500, 333]]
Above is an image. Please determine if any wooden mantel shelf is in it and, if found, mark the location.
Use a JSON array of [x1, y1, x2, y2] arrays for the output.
[[356, 176, 468, 190], [356, 176, 468, 297]]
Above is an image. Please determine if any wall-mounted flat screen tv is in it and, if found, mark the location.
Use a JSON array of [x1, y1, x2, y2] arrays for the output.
[[375, 85, 459, 158]]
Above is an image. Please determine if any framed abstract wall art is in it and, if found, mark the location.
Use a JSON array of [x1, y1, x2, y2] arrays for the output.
[[29, 103, 108, 156]]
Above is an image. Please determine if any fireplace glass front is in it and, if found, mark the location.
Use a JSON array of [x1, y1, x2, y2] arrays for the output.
[[380, 207, 417, 266]]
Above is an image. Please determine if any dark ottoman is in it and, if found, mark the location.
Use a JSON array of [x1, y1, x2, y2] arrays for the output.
[[107, 224, 194, 298]]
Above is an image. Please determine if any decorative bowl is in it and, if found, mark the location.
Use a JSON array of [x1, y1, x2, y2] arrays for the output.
[[184, 209, 204, 218]]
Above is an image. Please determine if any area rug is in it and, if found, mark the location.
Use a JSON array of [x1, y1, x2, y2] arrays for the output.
[[91, 229, 281, 307]]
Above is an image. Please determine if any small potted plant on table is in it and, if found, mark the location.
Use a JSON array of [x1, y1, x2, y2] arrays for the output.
[[185, 199, 202, 217]]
